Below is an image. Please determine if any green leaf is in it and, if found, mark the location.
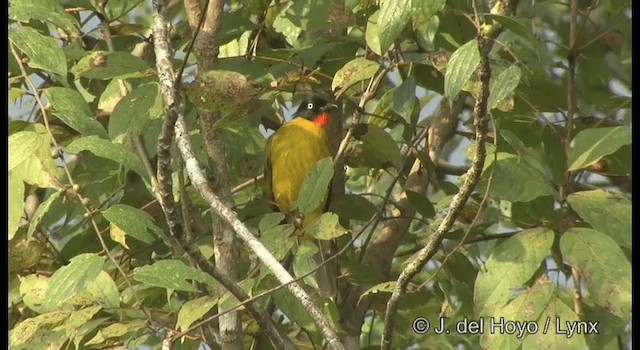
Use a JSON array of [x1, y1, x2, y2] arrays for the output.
[[53, 305, 102, 337], [19, 274, 50, 314], [392, 76, 417, 123], [328, 194, 377, 222], [351, 124, 403, 168], [332, 58, 379, 92], [414, 16, 440, 55], [9, 27, 67, 79], [567, 126, 631, 171], [196, 236, 215, 260], [340, 255, 386, 285], [441, 252, 478, 290], [102, 0, 144, 21], [176, 296, 218, 331], [444, 39, 480, 100], [85, 320, 146, 346], [271, 0, 332, 47], [489, 65, 521, 109], [514, 75, 565, 113], [499, 128, 528, 156], [70, 318, 109, 349], [134, 260, 217, 292], [365, 10, 382, 56], [566, 190, 630, 248], [414, 63, 445, 94], [474, 228, 554, 315], [44, 87, 108, 138], [9, 311, 69, 349], [45, 253, 105, 308], [258, 212, 286, 233], [9, 120, 36, 134], [411, 0, 445, 27], [219, 12, 260, 46], [9, 175, 25, 240], [360, 281, 397, 303], [9, 0, 81, 38], [260, 224, 296, 261], [480, 282, 555, 349], [109, 83, 160, 140], [292, 241, 321, 290], [560, 228, 631, 318], [477, 152, 555, 202], [296, 157, 334, 215], [26, 190, 62, 240], [605, 144, 631, 176], [71, 51, 152, 80], [521, 296, 587, 349], [86, 271, 120, 308], [509, 195, 554, 228], [98, 79, 130, 113], [485, 14, 535, 42], [305, 213, 348, 240], [272, 282, 316, 333], [8, 131, 44, 171], [103, 204, 160, 244], [271, 2, 303, 47], [9, 87, 26, 104], [377, 0, 412, 53], [406, 190, 436, 218], [65, 136, 148, 183], [10, 125, 59, 188], [108, 221, 130, 249], [368, 88, 394, 127]]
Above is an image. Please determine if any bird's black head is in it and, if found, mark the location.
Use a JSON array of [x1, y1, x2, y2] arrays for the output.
[[295, 95, 337, 121]]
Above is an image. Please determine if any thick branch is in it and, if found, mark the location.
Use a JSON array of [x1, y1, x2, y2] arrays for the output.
[[183, 1, 242, 348], [380, 34, 493, 350], [150, 2, 293, 349], [151, 1, 344, 348], [339, 96, 466, 349], [173, 112, 345, 350]]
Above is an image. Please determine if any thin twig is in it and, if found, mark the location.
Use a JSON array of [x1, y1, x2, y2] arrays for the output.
[[231, 174, 264, 194]]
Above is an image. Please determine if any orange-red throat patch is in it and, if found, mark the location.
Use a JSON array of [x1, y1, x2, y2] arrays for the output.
[[312, 112, 331, 127]]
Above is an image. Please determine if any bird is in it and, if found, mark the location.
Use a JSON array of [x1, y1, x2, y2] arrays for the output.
[[264, 94, 339, 297]]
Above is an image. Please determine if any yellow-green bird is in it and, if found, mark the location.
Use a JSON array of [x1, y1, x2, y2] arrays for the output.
[[264, 95, 338, 297]]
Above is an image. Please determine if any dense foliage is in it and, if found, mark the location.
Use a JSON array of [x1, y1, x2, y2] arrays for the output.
[[9, 0, 631, 349]]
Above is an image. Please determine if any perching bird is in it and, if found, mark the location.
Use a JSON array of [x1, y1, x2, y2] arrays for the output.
[[264, 94, 339, 297]]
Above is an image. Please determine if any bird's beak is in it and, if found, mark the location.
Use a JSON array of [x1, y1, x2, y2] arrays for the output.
[[321, 103, 338, 112]]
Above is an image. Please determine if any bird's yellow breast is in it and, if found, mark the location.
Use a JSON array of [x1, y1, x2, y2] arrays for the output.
[[268, 117, 331, 218]]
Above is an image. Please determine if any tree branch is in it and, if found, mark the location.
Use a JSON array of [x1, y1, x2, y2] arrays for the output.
[[376, 1, 523, 345], [183, 0, 244, 348], [338, 97, 466, 349], [173, 105, 345, 350], [151, 0, 343, 348], [150, 1, 294, 349], [380, 32, 493, 350]]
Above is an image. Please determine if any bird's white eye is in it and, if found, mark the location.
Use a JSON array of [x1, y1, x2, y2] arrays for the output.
[[307, 103, 314, 109]]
